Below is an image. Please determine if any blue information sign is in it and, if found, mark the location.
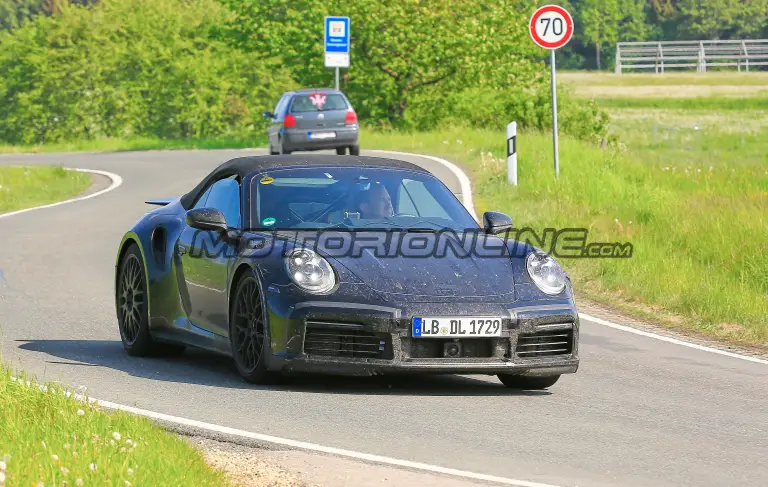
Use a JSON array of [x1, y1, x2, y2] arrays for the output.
[[324, 16, 350, 54]]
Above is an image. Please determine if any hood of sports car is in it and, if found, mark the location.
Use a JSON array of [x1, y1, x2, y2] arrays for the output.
[[318, 232, 516, 298]]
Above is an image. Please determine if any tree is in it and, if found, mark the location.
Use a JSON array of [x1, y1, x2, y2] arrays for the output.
[[221, 0, 543, 126], [579, 0, 622, 70]]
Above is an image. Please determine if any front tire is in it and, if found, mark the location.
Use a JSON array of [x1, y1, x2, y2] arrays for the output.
[[229, 271, 282, 384], [116, 244, 185, 357], [497, 374, 560, 390]]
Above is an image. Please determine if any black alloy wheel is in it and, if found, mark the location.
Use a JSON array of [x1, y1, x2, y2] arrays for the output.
[[230, 271, 282, 384], [116, 244, 185, 356]]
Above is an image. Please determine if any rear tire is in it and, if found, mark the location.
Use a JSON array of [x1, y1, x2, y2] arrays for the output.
[[497, 374, 560, 390], [336, 147, 346, 155], [278, 136, 291, 155], [116, 244, 186, 357], [349, 145, 360, 156], [229, 270, 283, 385]]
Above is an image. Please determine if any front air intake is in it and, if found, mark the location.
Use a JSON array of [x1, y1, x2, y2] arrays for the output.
[[515, 328, 574, 358], [304, 322, 391, 359]]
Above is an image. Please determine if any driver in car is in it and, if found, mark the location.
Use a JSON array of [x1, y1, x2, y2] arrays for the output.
[[357, 183, 393, 219]]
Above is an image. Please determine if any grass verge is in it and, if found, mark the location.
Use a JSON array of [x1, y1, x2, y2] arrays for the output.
[[0, 365, 231, 486], [0, 166, 92, 214], [361, 128, 768, 348]]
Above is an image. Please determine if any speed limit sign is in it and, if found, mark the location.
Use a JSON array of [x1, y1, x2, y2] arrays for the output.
[[528, 5, 574, 181], [529, 5, 574, 50]]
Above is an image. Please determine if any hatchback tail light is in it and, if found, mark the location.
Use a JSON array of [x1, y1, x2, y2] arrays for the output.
[[283, 114, 297, 129], [345, 109, 358, 125]]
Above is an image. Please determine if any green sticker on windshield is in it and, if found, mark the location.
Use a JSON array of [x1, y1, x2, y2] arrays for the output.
[[262, 217, 276, 227]]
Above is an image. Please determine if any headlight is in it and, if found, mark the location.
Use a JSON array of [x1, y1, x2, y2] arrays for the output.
[[285, 248, 336, 293], [526, 252, 567, 295]]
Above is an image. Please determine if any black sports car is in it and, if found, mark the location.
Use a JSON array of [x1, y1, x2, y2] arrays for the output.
[[114, 155, 579, 389]]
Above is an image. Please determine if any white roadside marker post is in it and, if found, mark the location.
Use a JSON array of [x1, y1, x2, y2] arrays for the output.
[[506, 122, 518, 186], [529, 5, 574, 181]]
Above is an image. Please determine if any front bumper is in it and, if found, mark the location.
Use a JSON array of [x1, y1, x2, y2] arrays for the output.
[[267, 298, 580, 377]]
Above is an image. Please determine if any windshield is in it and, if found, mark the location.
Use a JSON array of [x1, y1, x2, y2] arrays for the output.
[[290, 93, 348, 112], [250, 166, 478, 231]]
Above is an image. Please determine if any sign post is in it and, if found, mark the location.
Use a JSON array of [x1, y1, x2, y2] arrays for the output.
[[529, 5, 574, 180], [324, 16, 350, 90]]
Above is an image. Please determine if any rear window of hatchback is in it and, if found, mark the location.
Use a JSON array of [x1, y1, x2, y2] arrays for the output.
[[289, 94, 349, 113]]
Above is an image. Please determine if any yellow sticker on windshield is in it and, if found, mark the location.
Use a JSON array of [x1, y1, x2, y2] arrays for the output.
[[260, 176, 274, 185]]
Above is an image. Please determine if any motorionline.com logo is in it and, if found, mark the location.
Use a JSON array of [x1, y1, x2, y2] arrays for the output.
[[188, 227, 633, 260]]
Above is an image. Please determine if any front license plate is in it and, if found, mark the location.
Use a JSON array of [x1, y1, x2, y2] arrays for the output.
[[308, 131, 336, 140], [412, 317, 502, 338]]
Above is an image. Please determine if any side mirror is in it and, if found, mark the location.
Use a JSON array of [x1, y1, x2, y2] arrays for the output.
[[263, 111, 274, 119], [483, 211, 513, 234], [186, 208, 228, 233]]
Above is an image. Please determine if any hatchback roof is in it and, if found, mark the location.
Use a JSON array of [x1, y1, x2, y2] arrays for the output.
[[289, 87, 345, 94]]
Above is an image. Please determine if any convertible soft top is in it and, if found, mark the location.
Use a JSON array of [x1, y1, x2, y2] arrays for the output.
[[180, 154, 428, 210]]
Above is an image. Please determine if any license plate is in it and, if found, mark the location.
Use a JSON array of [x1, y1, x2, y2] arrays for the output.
[[308, 132, 336, 140], [412, 317, 502, 338]]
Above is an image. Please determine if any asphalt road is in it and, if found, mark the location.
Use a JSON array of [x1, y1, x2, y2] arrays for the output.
[[1, 149, 766, 487]]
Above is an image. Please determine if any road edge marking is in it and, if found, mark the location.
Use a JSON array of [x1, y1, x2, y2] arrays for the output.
[[0, 168, 123, 220], [375, 150, 766, 367], [579, 313, 768, 365]]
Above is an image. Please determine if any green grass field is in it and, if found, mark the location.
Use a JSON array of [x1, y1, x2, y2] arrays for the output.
[[0, 166, 92, 214], [0, 366, 230, 487], [0, 135, 268, 155]]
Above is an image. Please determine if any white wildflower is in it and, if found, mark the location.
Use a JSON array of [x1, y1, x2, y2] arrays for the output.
[[629, 221, 633, 224], [125, 481, 131, 486], [697, 169, 701, 172], [111, 440, 116, 446], [112, 432, 121, 441], [120, 447, 126, 453], [52, 454, 59, 461], [72, 452, 78, 457], [89, 463, 96, 471], [125, 439, 133, 446], [0, 460, 5, 471], [64, 444, 71, 450], [61, 466, 69, 475], [127, 468, 134, 476], [442, 140, 448, 144], [456, 139, 463, 144], [0, 471, 4, 483], [76, 479, 83, 486], [77, 409, 85, 416]]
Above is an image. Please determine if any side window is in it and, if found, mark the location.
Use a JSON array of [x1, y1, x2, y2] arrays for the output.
[[192, 186, 213, 210], [398, 179, 450, 219], [275, 95, 289, 118], [205, 176, 242, 229]]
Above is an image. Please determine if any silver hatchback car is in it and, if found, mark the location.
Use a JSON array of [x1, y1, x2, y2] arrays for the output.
[[264, 88, 360, 155]]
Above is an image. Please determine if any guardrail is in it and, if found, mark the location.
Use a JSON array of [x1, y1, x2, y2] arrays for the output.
[[615, 40, 768, 73]]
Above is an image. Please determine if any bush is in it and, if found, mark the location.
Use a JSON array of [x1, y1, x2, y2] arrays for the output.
[[0, 0, 295, 144], [401, 85, 609, 140]]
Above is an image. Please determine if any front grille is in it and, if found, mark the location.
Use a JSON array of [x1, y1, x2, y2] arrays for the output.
[[515, 328, 574, 358], [303, 321, 391, 359]]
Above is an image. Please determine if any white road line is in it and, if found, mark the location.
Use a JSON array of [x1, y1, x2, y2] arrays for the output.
[[579, 313, 768, 365], [80, 391, 565, 487], [0, 168, 123, 220], [392, 150, 767, 367]]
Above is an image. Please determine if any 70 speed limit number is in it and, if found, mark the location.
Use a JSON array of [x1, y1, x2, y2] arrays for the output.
[[529, 5, 574, 50]]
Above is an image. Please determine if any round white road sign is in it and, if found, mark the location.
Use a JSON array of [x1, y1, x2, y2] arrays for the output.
[[529, 5, 574, 50]]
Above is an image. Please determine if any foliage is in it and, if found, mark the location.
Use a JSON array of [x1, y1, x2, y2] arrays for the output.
[[0, 0, 295, 144], [0, 0, 97, 32], [221, 0, 606, 137]]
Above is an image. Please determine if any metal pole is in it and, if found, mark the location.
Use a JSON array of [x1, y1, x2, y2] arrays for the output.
[[335, 67, 339, 90], [550, 49, 559, 180]]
